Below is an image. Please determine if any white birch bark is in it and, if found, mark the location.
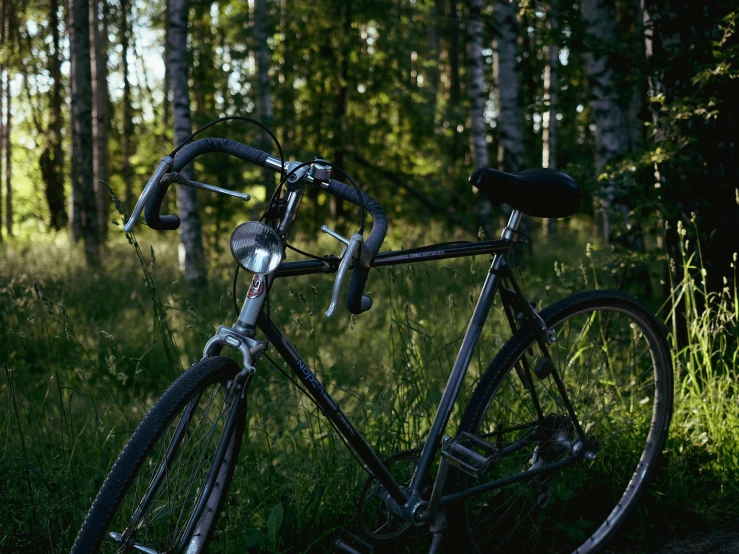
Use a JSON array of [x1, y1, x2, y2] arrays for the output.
[[466, 0, 493, 234], [255, 0, 275, 198], [541, 1, 559, 237], [169, 0, 207, 289], [91, 0, 110, 239], [493, 0, 525, 174], [582, 0, 631, 243]]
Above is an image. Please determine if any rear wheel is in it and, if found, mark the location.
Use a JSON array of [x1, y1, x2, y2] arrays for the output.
[[450, 291, 673, 554], [72, 356, 246, 554]]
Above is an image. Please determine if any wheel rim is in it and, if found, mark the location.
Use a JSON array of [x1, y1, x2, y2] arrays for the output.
[[461, 305, 669, 554], [101, 380, 239, 554]]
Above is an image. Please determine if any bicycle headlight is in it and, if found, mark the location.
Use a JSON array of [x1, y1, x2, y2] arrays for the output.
[[230, 221, 283, 275]]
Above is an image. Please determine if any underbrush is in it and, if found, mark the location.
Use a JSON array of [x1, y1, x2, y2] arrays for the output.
[[0, 218, 736, 553]]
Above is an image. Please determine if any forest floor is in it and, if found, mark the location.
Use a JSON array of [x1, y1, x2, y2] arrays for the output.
[[657, 530, 739, 554], [604, 528, 739, 554]]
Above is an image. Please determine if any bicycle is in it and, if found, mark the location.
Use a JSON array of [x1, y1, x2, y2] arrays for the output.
[[71, 127, 673, 554]]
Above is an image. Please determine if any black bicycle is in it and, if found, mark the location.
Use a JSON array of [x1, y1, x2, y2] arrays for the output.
[[71, 128, 673, 554]]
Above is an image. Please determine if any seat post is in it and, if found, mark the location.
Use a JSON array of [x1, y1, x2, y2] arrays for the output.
[[501, 209, 523, 241]]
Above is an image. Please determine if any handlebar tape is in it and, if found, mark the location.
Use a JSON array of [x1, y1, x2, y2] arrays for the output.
[[172, 138, 270, 172], [145, 139, 271, 231], [326, 179, 388, 315]]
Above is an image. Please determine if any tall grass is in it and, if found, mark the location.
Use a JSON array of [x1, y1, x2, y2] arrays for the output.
[[660, 220, 739, 525], [0, 218, 737, 553]]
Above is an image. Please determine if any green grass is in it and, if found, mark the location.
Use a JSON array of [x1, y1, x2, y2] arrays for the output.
[[0, 217, 737, 553]]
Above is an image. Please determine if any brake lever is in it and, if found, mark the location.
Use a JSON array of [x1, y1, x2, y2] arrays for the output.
[[123, 156, 173, 232], [325, 232, 363, 318], [161, 172, 251, 201]]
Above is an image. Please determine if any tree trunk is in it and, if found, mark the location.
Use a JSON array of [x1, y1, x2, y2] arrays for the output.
[[169, 0, 207, 290], [91, 0, 110, 238], [426, 0, 445, 119], [121, 0, 134, 207], [446, 0, 462, 171], [41, 0, 67, 231], [69, 0, 100, 265], [581, 0, 631, 245], [493, 0, 528, 240], [163, 0, 171, 143], [466, 0, 493, 236], [4, 69, 10, 237], [0, 68, 4, 243], [1, 0, 11, 239], [255, 0, 275, 199], [629, 0, 645, 151], [330, 1, 352, 224], [541, 0, 559, 238], [493, 0, 525, 174], [278, 0, 295, 153]]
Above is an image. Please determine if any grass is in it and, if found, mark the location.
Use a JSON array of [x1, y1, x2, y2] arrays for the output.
[[0, 216, 737, 553]]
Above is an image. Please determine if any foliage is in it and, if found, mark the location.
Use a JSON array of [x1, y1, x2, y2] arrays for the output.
[[1, 217, 738, 552]]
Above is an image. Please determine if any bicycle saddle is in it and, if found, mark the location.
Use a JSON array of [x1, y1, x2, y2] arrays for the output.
[[470, 167, 581, 219]]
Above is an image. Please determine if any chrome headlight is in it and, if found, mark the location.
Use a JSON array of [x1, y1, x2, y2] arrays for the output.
[[229, 221, 283, 275]]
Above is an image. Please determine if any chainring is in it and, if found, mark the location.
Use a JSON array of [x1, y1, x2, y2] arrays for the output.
[[354, 448, 428, 543]]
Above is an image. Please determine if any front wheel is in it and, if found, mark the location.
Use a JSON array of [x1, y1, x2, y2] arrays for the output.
[[72, 356, 246, 554], [450, 290, 673, 554]]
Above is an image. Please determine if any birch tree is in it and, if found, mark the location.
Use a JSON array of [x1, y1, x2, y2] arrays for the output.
[[541, 0, 559, 237], [493, 0, 525, 174], [255, 0, 275, 199], [0, 69, 4, 243], [69, 0, 100, 264], [581, 0, 631, 243], [91, 0, 110, 238], [493, 0, 528, 240], [4, 68, 10, 237], [121, 0, 134, 205], [466, 0, 493, 233], [169, 0, 207, 290]]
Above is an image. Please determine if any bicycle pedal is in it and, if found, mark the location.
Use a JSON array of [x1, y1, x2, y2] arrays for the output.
[[441, 433, 499, 479], [334, 532, 374, 554]]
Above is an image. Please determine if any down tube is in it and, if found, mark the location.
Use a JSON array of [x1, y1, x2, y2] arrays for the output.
[[257, 314, 408, 507]]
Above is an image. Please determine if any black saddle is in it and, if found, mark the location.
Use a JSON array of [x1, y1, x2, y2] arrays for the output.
[[470, 167, 581, 219]]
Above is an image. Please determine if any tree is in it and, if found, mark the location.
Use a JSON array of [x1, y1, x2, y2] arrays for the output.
[[69, 0, 100, 265], [169, 0, 207, 290], [40, 0, 67, 231], [493, 0, 528, 240], [541, 0, 559, 237], [466, 0, 493, 233], [255, 0, 276, 199], [645, 0, 739, 290], [494, 0, 525, 174], [4, 65, 10, 237], [581, 0, 632, 244], [0, 69, 4, 244], [91, 0, 110, 238], [121, 0, 134, 207]]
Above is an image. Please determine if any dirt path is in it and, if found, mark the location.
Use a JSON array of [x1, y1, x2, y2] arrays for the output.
[[656, 530, 739, 554]]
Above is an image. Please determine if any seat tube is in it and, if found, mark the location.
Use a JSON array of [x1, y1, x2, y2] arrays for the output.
[[410, 211, 521, 495]]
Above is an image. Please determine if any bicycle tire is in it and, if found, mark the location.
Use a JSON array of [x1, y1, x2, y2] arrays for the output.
[[448, 290, 673, 554], [72, 356, 246, 554]]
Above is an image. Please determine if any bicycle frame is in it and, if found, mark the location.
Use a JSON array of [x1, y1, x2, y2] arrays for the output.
[[249, 210, 532, 523]]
